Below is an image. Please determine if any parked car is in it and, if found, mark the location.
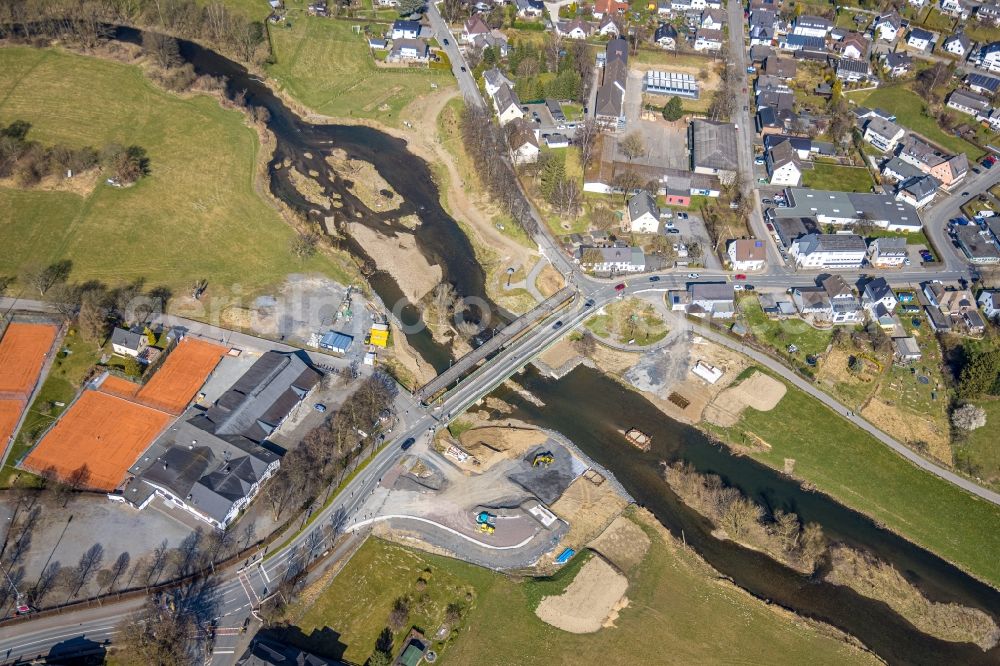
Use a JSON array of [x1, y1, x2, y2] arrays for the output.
[[733, 284, 743, 291], [667, 228, 681, 234], [765, 223, 775, 232], [443, 38, 449, 45], [401, 437, 415, 451], [314, 403, 327, 413], [735, 274, 747, 280], [754, 158, 765, 165], [687, 272, 701, 278], [552, 320, 564, 330], [677, 212, 689, 220], [761, 198, 773, 204], [743, 284, 755, 291], [649, 276, 661, 282]]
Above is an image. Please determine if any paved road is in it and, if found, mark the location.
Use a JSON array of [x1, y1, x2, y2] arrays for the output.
[[426, 2, 483, 109]]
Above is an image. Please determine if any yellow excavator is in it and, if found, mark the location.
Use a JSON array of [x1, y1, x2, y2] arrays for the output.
[[532, 451, 554, 467]]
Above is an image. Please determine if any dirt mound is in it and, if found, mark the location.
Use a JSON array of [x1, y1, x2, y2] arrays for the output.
[[458, 426, 548, 469], [549, 476, 629, 552], [703, 371, 786, 427], [535, 556, 629, 633], [588, 515, 651, 573]]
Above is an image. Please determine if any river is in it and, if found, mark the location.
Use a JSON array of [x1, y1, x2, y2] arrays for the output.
[[118, 27, 503, 373], [100, 27, 1000, 663], [495, 366, 1000, 664]]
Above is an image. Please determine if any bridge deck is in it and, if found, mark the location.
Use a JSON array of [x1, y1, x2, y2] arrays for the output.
[[416, 287, 575, 402]]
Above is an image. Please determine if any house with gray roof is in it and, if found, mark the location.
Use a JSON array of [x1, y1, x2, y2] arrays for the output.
[[626, 191, 660, 233], [111, 327, 148, 359], [688, 283, 735, 318], [690, 119, 738, 182], [595, 39, 628, 129], [772, 188, 922, 231], [790, 233, 868, 269], [125, 351, 321, 529], [896, 174, 939, 209], [947, 88, 992, 116], [863, 117, 905, 152]]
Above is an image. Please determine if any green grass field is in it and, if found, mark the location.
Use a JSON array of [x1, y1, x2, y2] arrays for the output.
[[847, 85, 982, 158], [0, 47, 346, 295], [267, 13, 454, 124], [283, 526, 876, 665], [956, 398, 1000, 490], [802, 162, 875, 192], [203, 0, 272, 20], [710, 373, 1000, 589]]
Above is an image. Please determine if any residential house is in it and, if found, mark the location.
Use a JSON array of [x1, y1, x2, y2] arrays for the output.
[[656, 0, 672, 14], [701, 8, 725, 29], [750, 23, 776, 45], [461, 15, 489, 43], [894, 336, 922, 362], [906, 28, 934, 51], [727, 239, 767, 271], [977, 2, 1000, 25], [940, 0, 972, 19], [789, 233, 869, 268], [751, 44, 776, 63], [772, 188, 923, 231], [654, 23, 678, 49], [626, 191, 661, 233], [882, 51, 913, 77], [514, 0, 545, 16], [593, 0, 629, 18], [966, 72, 1000, 95], [367, 37, 388, 49], [939, 287, 978, 317], [595, 39, 629, 129], [944, 32, 972, 58], [981, 41, 1000, 72], [874, 12, 902, 41], [954, 223, 1000, 263], [947, 88, 992, 116], [111, 327, 148, 358], [881, 155, 924, 183], [507, 120, 539, 165], [766, 139, 803, 186], [834, 58, 873, 82], [822, 275, 864, 323], [862, 277, 898, 313], [471, 30, 510, 57], [492, 84, 524, 126], [791, 285, 832, 317], [781, 34, 826, 53], [688, 283, 735, 318], [863, 116, 905, 152], [896, 174, 939, 209], [897, 135, 968, 188], [764, 56, 797, 79], [838, 32, 870, 59], [978, 290, 1000, 320], [390, 19, 421, 40], [764, 133, 835, 159], [792, 15, 832, 38], [483, 67, 514, 97], [691, 119, 739, 182], [387, 38, 429, 62], [577, 246, 646, 272], [694, 28, 724, 51], [125, 351, 320, 530], [597, 15, 622, 37], [557, 19, 593, 39], [867, 236, 908, 267]]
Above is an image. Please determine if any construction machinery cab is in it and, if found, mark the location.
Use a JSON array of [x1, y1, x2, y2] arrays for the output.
[[532, 451, 554, 467]]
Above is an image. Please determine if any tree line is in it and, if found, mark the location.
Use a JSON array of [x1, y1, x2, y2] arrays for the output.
[[0, 120, 149, 187], [0, 0, 267, 65], [459, 105, 539, 237]]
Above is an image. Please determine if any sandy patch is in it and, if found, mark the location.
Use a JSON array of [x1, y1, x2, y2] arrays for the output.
[[535, 556, 629, 633], [348, 222, 441, 303], [458, 425, 549, 471], [703, 371, 786, 427], [384, 321, 438, 387], [862, 398, 951, 464], [0, 169, 100, 197], [539, 338, 582, 369], [549, 476, 630, 554], [588, 514, 651, 573], [535, 262, 565, 298]]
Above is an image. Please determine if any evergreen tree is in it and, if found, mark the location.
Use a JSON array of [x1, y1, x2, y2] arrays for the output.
[[662, 95, 684, 121], [539, 153, 566, 199]]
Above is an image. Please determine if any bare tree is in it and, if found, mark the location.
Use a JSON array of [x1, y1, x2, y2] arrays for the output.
[[142, 31, 181, 68], [144, 540, 170, 587], [108, 551, 131, 593], [30, 562, 62, 607], [611, 169, 643, 204], [115, 599, 195, 665], [290, 230, 320, 260], [18, 260, 71, 296], [619, 132, 646, 161], [574, 118, 600, 168]]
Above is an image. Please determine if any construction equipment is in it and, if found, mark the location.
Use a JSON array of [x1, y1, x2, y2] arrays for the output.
[[475, 511, 495, 526], [532, 451, 554, 467], [478, 523, 495, 534]]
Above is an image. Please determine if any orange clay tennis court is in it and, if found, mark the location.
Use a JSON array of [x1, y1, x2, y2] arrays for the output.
[[134, 338, 227, 414], [0, 323, 58, 398], [23, 391, 172, 491], [0, 400, 22, 456], [98, 375, 140, 400]]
